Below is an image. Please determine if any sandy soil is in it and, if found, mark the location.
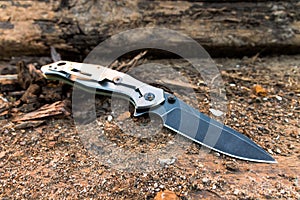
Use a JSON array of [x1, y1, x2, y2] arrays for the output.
[[0, 55, 299, 199]]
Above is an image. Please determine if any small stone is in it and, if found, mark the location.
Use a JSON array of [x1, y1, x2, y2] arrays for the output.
[[154, 183, 158, 188], [275, 95, 283, 101], [275, 148, 281, 154], [107, 115, 113, 122], [116, 111, 131, 121], [212, 184, 217, 190], [159, 158, 176, 166], [234, 189, 240, 195], [20, 141, 26, 146], [214, 152, 221, 157], [198, 163, 204, 168], [268, 149, 274, 154], [209, 108, 224, 117], [257, 126, 265, 131], [48, 141, 56, 148], [202, 177, 210, 184]]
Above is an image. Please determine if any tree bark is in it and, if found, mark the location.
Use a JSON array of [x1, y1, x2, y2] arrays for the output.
[[0, 0, 299, 59]]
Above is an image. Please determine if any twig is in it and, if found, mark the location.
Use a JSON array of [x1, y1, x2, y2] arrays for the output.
[[51, 46, 62, 62], [221, 71, 253, 82], [158, 78, 198, 89], [115, 50, 148, 72], [0, 74, 18, 81]]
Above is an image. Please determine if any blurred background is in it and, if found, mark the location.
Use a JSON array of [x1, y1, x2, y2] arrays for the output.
[[0, 0, 299, 60]]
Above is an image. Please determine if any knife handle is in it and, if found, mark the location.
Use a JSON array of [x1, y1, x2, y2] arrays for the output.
[[41, 61, 165, 110]]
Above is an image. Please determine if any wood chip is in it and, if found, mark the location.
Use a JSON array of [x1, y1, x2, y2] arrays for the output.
[[14, 120, 45, 129], [50, 46, 62, 62], [159, 78, 198, 89], [0, 74, 18, 81], [0, 151, 6, 159], [224, 160, 239, 171], [13, 101, 70, 122], [0, 95, 10, 117], [154, 190, 180, 200], [116, 111, 131, 121]]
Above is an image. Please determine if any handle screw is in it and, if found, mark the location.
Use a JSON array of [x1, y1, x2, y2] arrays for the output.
[[167, 95, 176, 103], [144, 93, 155, 101]]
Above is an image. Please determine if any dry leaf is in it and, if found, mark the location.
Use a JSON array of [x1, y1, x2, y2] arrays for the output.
[[252, 85, 268, 96]]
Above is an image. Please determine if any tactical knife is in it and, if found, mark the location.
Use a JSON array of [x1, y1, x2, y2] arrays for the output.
[[41, 61, 276, 163]]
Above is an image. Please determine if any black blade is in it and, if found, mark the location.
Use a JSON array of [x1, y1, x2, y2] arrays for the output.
[[136, 93, 276, 163]]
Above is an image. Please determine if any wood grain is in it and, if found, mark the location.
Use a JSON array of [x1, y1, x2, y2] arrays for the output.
[[0, 0, 299, 58]]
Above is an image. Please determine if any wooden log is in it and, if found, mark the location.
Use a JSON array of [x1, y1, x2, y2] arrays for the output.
[[0, 1, 299, 59]]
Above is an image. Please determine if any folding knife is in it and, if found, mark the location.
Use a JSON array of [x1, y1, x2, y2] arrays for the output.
[[41, 61, 276, 163]]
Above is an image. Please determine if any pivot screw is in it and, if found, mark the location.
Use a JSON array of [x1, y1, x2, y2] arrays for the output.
[[167, 94, 176, 103], [144, 93, 155, 101], [113, 76, 122, 84]]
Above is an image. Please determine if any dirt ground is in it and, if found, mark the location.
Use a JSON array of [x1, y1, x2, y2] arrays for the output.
[[0, 55, 299, 199]]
